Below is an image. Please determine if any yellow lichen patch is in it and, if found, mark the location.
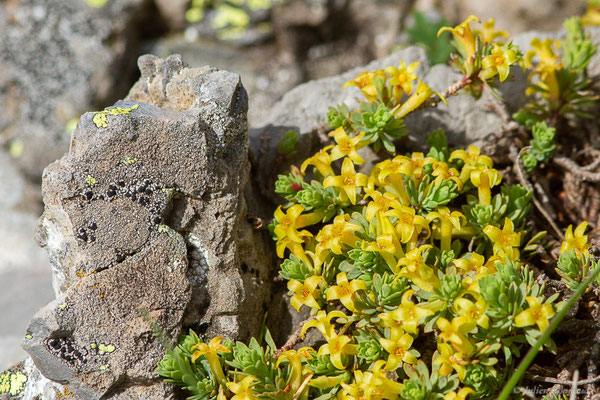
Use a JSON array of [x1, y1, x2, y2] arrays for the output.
[[98, 364, 111, 372], [90, 104, 139, 128], [0, 370, 27, 396], [85, 175, 97, 186], [8, 140, 24, 159], [56, 386, 73, 397], [98, 343, 116, 355], [122, 156, 138, 165], [84, 0, 108, 7]]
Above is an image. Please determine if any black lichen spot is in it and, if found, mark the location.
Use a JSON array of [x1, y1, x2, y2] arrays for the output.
[[117, 180, 125, 187], [241, 263, 248, 273], [76, 228, 88, 242], [131, 193, 137, 201], [107, 189, 116, 198], [153, 216, 161, 224], [139, 196, 149, 206], [84, 191, 93, 200], [145, 188, 153, 195], [45, 336, 86, 366], [89, 222, 97, 230]]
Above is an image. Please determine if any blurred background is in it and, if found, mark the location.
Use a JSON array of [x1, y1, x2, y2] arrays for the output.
[[0, 0, 587, 370]]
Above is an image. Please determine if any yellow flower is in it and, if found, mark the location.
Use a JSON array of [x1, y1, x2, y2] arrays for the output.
[[302, 310, 346, 340], [434, 342, 470, 381], [362, 212, 404, 270], [454, 296, 490, 329], [276, 347, 313, 394], [559, 221, 590, 256], [330, 127, 367, 164], [318, 333, 358, 370], [397, 245, 441, 292], [444, 387, 475, 400], [427, 207, 466, 251], [515, 296, 555, 332], [379, 327, 418, 371], [450, 146, 500, 205], [582, 2, 600, 26], [275, 235, 309, 265], [379, 289, 434, 335], [343, 69, 386, 102], [274, 205, 313, 244], [483, 218, 521, 260], [341, 360, 404, 399], [364, 191, 403, 222], [453, 252, 487, 274], [301, 145, 334, 177], [326, 272, 367, 312], [527, 64, 561, 104], [316, 214, 361, 258], [450, 145, 493, 182], [323, 158, 369, 205], [431, 161, 463, 190], [288, 275, 325, 311], [385, 61, 420, 97], [480, 44, 518, 82], [525, 38, 561, 70], [438, 15, 480, 60], [191, 337, 231, 386], [394, 80, 446, 119], [469, 164, 502, 205], [437, 316, 476, 354], [386, 204, 430, 246], [479, 18, 508, 43], [226, 376, 258, 400]]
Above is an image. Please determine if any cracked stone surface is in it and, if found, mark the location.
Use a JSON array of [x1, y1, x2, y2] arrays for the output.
[[25, 55, 273, 399]]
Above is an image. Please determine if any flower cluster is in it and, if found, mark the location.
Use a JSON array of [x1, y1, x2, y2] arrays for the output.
[[555, 222, 600, 290], [156, 15, 593, 400], [328, 59, 445, 153], [438, 16, 521, 96], [516, 16, 598, 124]]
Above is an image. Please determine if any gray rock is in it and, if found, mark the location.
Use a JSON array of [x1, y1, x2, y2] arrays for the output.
[[0, 0, 153, 178], [404, 64, 507, 146], [27, 55, 272, 399]]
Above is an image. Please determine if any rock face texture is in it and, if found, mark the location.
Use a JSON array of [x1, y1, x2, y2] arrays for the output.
[[0, 0, 163, 178], [24, 55, 272, 399]]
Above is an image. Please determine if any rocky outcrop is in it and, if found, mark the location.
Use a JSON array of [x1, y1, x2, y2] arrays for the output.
[[24, 55, 272, 399]]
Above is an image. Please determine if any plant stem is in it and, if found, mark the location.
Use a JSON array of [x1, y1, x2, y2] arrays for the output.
[[498, 261, 600, 400]]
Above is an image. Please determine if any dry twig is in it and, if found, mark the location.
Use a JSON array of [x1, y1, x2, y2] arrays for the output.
[[554, 156, 600, 182], [273, 317, 312, 358]]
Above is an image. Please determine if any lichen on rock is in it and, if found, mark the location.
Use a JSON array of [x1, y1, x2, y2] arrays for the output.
[[27, 54, 272, 399]]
